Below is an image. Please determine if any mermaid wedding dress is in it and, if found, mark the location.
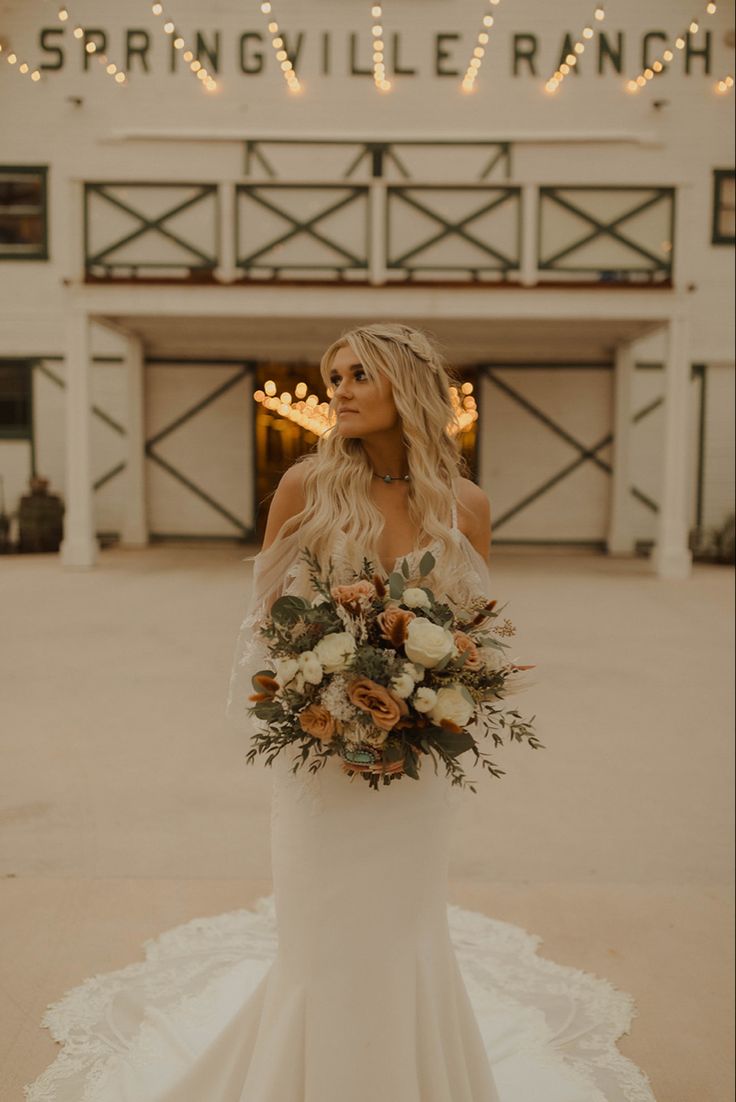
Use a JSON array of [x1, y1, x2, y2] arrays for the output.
[[24, 498, 657, 1102]]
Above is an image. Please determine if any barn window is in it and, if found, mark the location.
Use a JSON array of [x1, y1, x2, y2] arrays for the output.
[[0, 361, 32, 437], [0, 166, 48, 260], [712, 168, 735, 246]]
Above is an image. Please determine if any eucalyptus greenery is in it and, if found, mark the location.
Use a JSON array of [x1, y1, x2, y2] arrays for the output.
[[245, 545, 542, 793]]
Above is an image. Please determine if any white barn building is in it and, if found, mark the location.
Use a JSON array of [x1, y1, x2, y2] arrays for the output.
[[0, 0, 733, 578]]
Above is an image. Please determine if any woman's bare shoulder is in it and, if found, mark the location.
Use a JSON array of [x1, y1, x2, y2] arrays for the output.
[[456, 476, 490, 514], [261, 459, 312, 552], [455, 476, 492, 556]]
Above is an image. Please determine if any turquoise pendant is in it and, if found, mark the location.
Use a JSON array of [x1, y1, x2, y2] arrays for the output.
[[343, 746, 380, 765]]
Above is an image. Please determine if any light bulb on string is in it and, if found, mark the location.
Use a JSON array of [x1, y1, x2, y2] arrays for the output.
[[545, 3, 605, 94], [626, 0, 719, 93], [0, 41, 41, 81], [259, 0, 301, 92], [149, 1, 218, 92], [370, 2, 391, 91], [461, 0, 504, 93]]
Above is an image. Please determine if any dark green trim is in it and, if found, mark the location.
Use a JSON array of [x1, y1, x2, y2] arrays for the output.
[[473, 361, 612, 369], [38, 354, 125, 364], [538, 185, 675, 279], [96, 531, 259, 543], [149, 531, 258, 542], [491, 538, 607, 548], [250, 370, 258, 535], [386, 186, 520, 274], [85, 182, 218, 274], [0, 165, 49, 262], [711, 168, 735, 246], [235, 184, 369, 271], [692, 364, 707, 532], [241, 139, 513, 182], [0, 359, 33, 439]]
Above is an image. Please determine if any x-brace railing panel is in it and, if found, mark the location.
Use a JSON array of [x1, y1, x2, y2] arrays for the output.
[[386, 187, 520, 273], [236, 184, 369, 272], [85, 183, 219, 273], [539, 186, 675, 276]]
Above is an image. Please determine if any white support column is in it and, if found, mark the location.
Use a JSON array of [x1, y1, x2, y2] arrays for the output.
[[120, 332, 148, 547], [651, 312, 693, 580], [59, 307, 98, 567], [369, 180, 387, 286], [607, 340, 636, 554], [519, 183, 538, 287], [215, 181, 238, 284]]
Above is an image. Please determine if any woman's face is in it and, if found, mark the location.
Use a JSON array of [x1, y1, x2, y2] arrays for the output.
[[328, 344, 399, 438]]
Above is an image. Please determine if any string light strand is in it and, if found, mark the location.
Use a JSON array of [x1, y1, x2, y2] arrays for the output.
[[255, 379, 476, 437], [625, 1, 719, 94], [259, 1, 302, 94], [370, 3, 390, 92], [150, 2, 218, 92], [545, 5, 605, 94], [58, 7, 128, 84], [462, 0, 502, 94], [0, 40, 42, 81]]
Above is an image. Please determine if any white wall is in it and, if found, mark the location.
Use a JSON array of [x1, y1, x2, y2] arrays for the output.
[[0, 0, 733, 540]]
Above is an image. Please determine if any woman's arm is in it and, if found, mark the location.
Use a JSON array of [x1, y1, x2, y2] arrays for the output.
[[260, 462, 308, 553]]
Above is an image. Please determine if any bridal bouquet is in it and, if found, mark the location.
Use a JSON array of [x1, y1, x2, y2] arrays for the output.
[[245, 548, 542, 791]]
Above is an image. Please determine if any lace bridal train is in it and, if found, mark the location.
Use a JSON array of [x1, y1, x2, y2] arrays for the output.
[[24, 515, 658, 1102]]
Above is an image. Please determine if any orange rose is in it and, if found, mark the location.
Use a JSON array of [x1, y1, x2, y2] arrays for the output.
[[347, 677, 408, 731], [331, 580, 376, 609], [452, 630, 484, 671], [376, 606, 416, 647], [298, 703, 336, 742]]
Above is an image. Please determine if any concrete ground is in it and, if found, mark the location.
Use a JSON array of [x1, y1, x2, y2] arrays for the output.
[[1, 543, 733, 1102]]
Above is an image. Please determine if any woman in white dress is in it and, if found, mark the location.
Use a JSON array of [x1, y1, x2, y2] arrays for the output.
[[24, 323, 657, 1102]]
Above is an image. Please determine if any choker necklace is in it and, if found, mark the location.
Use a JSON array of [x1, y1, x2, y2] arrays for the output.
[[373, 472, 410, 484]]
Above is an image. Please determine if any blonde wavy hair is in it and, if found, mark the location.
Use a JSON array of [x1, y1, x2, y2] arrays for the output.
[[267, 322, 473, 587]]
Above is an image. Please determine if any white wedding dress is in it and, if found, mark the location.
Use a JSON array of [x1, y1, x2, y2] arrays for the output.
[[24, 497, 657, 1102]]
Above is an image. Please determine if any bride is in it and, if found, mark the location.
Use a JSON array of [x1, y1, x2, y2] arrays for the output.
[[24, 323, 657, 1102]]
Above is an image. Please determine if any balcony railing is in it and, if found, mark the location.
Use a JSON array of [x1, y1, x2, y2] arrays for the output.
[[83, 178, 675, 287]]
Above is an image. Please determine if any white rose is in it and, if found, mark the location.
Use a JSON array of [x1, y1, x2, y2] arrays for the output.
[[292, 670, 305, 693], [429, 686, 475, 728], [314, 631, 356, 672], [274, 656, 299, 687], [297, 649, 324, 685], [402, 587, 431, 610], [404, 619, 455, 668], [402, 661, 424, 683], [481, 646, 507, 672], [413, 687, 437, 713], [390, 671, 415, 699]]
